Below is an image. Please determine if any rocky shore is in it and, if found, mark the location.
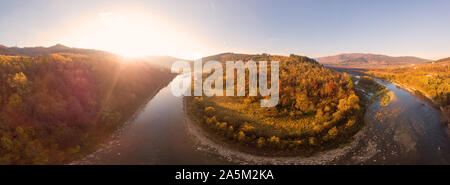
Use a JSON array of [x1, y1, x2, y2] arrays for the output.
[[183, 113, 369, 165]]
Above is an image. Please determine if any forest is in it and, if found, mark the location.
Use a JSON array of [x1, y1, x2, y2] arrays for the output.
[[365, 58, 450, 117], [0, 52, 175, 164], [185, 53, 366, 156]]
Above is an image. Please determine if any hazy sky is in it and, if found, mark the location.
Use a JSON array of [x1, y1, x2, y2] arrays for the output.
[[1, 0, 449, 59]]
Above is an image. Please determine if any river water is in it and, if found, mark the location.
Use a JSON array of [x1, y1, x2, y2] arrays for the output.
[[76, 76, 450, 165], [336, 79, 450, 164], [75, 75, 229, 164]]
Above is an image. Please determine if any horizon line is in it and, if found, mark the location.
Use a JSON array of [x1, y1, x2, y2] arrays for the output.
[[0, 43, 441, 61]]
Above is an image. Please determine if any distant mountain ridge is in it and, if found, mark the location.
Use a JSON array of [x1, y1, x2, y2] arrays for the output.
[[0, 44, 190, 69], [201, 52, 319, 65], [317, 53, 430, 67], [435, 57, 450, 63], [0, 44, 113, 57]]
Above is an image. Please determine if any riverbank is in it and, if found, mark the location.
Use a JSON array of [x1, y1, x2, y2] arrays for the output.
[[68, 74, 450, 165], [389, 81, 449, 126], [183, 101, 368, 164], [361, 64, 449, 127], [183, 74, 391, 164], [69, 77, 174, 165], [184, 77, 450, 165]]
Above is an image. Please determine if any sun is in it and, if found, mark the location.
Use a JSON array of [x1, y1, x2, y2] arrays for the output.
[[69, 10, 208, 59]]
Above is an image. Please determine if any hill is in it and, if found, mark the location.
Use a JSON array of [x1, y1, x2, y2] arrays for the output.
[[0, 44, 112, 57], [435, 57, 450, 63], [185, 53, 365, 156], [0, 46, 176, 164], [202, 52, 319, 65], [317, 53, 430, 67]]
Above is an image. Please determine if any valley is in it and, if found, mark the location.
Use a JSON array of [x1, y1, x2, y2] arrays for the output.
[[66, 52, 449, 165]]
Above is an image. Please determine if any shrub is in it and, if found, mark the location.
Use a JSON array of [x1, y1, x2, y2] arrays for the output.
[[257, 137, 265, 148], [345, 119, 356, 128], [308, 137, 317, 146], [206, 116, 217, 125], [327, 126, 338, 138], [268, 136, 280, 145], [204, 106, 216, 117], [237, 131, 246, 141]]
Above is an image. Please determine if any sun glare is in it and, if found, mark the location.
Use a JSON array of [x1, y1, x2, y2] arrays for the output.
[[69, 10, 208, 59]]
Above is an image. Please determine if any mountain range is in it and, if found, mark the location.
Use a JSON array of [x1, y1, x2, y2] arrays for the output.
[[0, 44, 188, 69], [0, 45, 439, 68], [0, 44, 113, 57], [317, 53, 430, 67]]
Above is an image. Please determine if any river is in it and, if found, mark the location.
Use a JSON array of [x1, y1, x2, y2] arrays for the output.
[[75, 75, 450, 165], [335, 79, 450, 164], [74, 75, 230, 164]]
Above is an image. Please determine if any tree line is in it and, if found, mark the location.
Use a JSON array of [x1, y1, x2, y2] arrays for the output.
[[366, 59, 449, 116], [0, 53, 175, 164]]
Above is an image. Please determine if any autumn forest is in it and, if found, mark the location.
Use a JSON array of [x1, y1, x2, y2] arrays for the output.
[[0, 48, 175, 164]]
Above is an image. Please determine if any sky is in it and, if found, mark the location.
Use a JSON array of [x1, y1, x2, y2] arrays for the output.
[[0, 0, 449, 60]]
